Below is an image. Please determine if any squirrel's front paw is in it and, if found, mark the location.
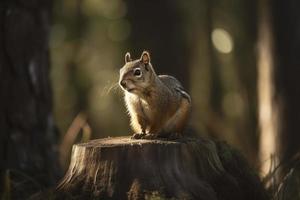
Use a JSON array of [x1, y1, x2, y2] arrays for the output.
[[131, 133, 159, 140], [140, 133, 158, 140], [131, 133, 146, 139]]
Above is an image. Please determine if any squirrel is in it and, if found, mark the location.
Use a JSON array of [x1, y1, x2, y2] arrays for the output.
[[119, 51, 191, 139]]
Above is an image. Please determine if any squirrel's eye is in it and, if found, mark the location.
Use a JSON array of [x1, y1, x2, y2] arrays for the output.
[[133, 68, 142, 77]]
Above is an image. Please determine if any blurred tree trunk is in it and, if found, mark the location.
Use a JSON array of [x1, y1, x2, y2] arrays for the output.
[[126, 0, 190, 89], [203, 0, 259, 165], [206, 0, 223, 116], [257, 0, 277, 175], [272, 0, 300, 164], [258, 0, 300, 174], [232, 0, 259, 165], [0, 0, 60, 198]]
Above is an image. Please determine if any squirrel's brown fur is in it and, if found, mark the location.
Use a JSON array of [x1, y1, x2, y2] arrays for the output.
[[119, 51, 191, 139]]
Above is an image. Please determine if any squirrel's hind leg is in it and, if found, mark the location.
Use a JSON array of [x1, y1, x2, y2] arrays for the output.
[[163, 98, 191, 137]]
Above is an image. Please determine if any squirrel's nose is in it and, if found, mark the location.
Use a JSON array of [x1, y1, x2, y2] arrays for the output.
[[120, 80, 126, 88]]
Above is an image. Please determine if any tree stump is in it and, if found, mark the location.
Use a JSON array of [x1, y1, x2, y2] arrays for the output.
[[55, 136, 269, 200]]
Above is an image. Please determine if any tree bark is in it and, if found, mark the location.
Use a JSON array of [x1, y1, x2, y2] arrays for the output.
[[55, 136, 268, 200], [0, 0, 60, 198], [272, 0, 300, 164]]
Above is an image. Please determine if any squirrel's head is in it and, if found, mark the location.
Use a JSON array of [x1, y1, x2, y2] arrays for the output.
[[119, 51, 156, 95]]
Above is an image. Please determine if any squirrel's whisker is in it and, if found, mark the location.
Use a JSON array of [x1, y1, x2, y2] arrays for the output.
[[102, 82, 120, 96]]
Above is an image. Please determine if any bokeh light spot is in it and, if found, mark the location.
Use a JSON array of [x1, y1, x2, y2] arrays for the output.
[[211, 28, 233, 54]]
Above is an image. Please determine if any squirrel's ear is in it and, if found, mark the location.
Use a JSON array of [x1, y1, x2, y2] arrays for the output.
[[125, 52, 132, 63], [140, 51, 150, 64]]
